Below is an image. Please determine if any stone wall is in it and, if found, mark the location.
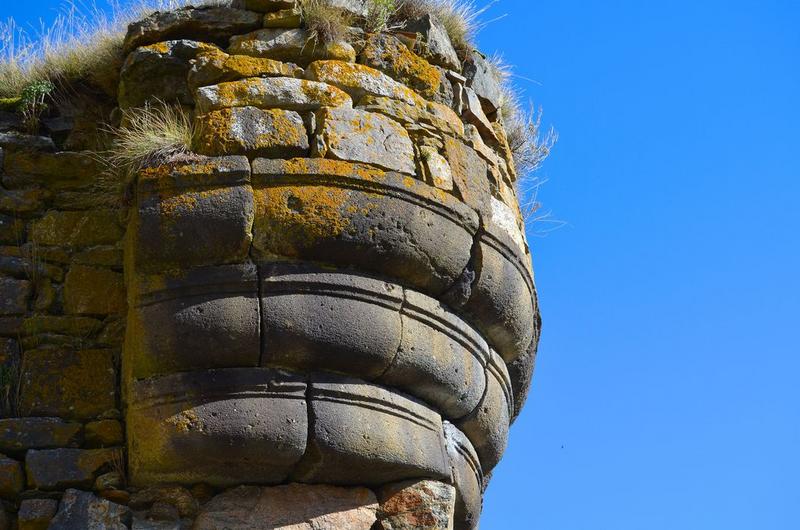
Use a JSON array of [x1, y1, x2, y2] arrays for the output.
[[0, 2, 540, 528]]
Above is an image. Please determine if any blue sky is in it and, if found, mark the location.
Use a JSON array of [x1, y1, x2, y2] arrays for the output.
[[5, 1, 799, 528]]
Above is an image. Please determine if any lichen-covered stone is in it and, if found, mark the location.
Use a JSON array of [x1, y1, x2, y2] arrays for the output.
[[84, 420, 124, 448], [461, 86, 499, 143], [420, 146, 454, 191], [229, 28, 356, 64], [0, 188, 47, 214], [63, 265, 125, 316], [124, 6, 262, 51], [232, 0, 295, 12], [17, 498, 58, 530], [2, 151, 100, 190], [119, 40, 218, 108], [0, 455, 23, 498], [0, 418, 82, 453], [442, 137, 491, 218], [194, 106, 309, 157], [129, 485, 198, 518], [357, 95, 464, 138], [316, 106, 416, 174], [263, 7, 303, 28], [307, 60, 424, 106], [18, 349, 115, 420], [194, 484, 378, 530], [401, 14, 461, 71], [20, 316, 103, 337], [49, 489, 130, 530], [29, 210, 122, 248], [188, 49, 300, 88], [0, 277, 30, 315], [463, 51, 503, 114], [0, 214, 24, 245], [25, 448, 119, 490], [377, 479, 456, 530], [196, 77, 352, 113]]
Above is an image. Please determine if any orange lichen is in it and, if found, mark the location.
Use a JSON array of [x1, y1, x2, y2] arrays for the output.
[[361, 34, 443, 100]]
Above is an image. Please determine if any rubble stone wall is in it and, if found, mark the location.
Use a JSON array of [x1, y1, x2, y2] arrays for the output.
[[0, 2, 540, 528]]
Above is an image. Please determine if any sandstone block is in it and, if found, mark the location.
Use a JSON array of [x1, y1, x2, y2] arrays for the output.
[[377, 479, 456, 530], [124, 6, 262, 51], [49, 488, 130, 529], [25, 448, 119, 490], [29, 210, 122, 248], [401, 14, 461, 71], [442, 136, 491, 216], [443, 423, 482, 530], [0, 455, 23, 498], [194, 106, 309, 157], [63, 265, 125, 316], [229, 28, 356, 64], [307, 60, 423, 106], [260, 263, 403, 378], [194, 484, 378, 530], [127, 368, 307, 487], [18, 498, 58, 530], [0, 277, 30, 315], [292, 374, 450, 485], [315, 106, 415, 174], [250, 158, 478, 295], [0, 418, 82, 453], [189, 49, 299, 89], [196, 76, 351, 113], [127, 265, 259, 378], [18, 349, 116, 420], [357, 95, 464, 138]]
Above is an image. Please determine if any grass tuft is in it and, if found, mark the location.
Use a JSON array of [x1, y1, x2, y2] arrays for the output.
[[394, 0, 494, 58], [365, 0, 398, 33], [299, 0, 354, 44]]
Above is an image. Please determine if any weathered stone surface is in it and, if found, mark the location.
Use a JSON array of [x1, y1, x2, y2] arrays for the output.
[[124, 6, 262, 51], [457, 351, 512, 472], [189, 49, 299, 89], [229, 28, 356, 64], [18, 498, 58, 530], [461, 86, 498, 143], [315, 106, 416, 174], [18, 349, 116, 420], [0, 506, 9, 530], [508, 335, 538, 422], [442, 137, 491, 218], [307, 60, 423, 106], [20, 316, 103, 337], [0, 132, 56, 152], [194, 484, 378, 530], [129, 485, 198, 518], [2, 151, 101, 190], [25, 448, 119, 490], [195, 106, 309, 157], [63, 265, 125, 316], [377, 480, 456, 530], [232, 0, 295, 12], [196, 77, 352, 113], [0, 418, 82, 453], [127, 265, 259, 378], [71, 247, 123, 268], [379, 290, 488, 420], [490, 196, 526, 256], [127, 368, 307, 487], [29, 210, 122, 248], [292, 374, 450, 485], [251, 158, 478, 295], [0, 214, 24, 245], [0, 455, 23, 498], [401, 14, 461, 71], [119, 40, 217, 108], [84, 420, 124, 448], [260, 263, 403, 378], [0, 277, 30, 315], [0, 188, 47, 214], [357, 95, 464, 138], [49, 489, 130, 530], [443, 423, 482, 530], [420, 146, 454, 191], [463, 52, 503, 114], [263, 7, 303, 28], [134, 162, 254, 272]]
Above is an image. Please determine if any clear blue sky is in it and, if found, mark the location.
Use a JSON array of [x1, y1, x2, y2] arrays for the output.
[[5, 1, 799, 528]]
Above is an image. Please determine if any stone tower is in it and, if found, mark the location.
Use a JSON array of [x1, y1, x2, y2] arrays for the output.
[[0, 1, 540, 528]]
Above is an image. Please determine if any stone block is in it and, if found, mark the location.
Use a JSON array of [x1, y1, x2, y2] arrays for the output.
[[401, 14, 461, 72], [377, 479, 456, 530], [292, 374, 450, 485], [127, 368, 307, 487], [29, 210, 122, 248], [463, 52, 503, 114], [129, 485, 198, 518], [250, 158, 478, 295], [0, 188, 47, 215], [420, 146, 454, 191], [315, 106, 416, 174], [0, 418, 82, 453], [194, 106, 309, 157], [229, 28, 356, 64], [357, 95, 464, 139], [0, 277, 30, 315], [84, 419, 124, 448], [18, 349, 116, 420], [20, 316, 103, 337], [378, 290, 488, 420], [49, 489, 130, 529], [231, 0, 295, 12], [196, 77, 351, 114], [442, 137, 491, 219], [63, 265, 125, 315], [508, 335, 539, 423], [443, 423, 482, 530], [25, 448, 119, 490], [2, 151, 100, 190], [461, 87, 498, 144], [127, 264, 260, 379], [307, 60, 423, 106], [124, 6, 262, 51], [260, 263, 403, 379], [0, 455, 23, 498], [188, 49, 299, 89], [0, 214, 24, 245], [456, 351, 513, 473], [194, 484, 378, 530], [263, 7, 302, 28], [18, 498, 58, 530]]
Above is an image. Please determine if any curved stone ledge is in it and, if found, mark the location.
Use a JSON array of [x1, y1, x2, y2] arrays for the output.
[[443, 422, 483, 530], [456, 351, 513, 473], [251, 158, 479, 295], [127, 368, 308, 487], [291, 374, 450, 486], [127, 264, 260, 380]]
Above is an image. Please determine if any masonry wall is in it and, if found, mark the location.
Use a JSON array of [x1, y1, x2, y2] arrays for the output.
[[0, 1, 540, 529]]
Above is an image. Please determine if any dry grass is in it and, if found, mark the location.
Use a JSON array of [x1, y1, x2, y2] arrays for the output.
[[299, 0, 354, 44], [365, 0, 398, 33], [394, 0, 495, 57]]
